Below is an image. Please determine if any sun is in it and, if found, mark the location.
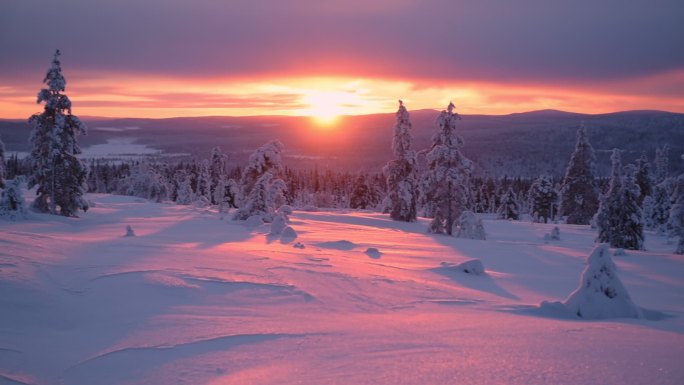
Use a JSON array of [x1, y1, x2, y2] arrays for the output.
[[301, 91, 353, 126]]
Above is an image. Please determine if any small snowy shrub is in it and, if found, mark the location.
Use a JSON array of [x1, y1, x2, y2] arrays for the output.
[[270, 213, 287, 235], [125, 225, 135, 237], [453, 210, 486, 240], [550, 226, 560, 240]]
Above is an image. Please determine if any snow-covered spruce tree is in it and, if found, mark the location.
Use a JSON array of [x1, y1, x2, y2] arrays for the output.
[[235, 172, 272, 220], [497, 187, 520, 220], [650, 183, 671, 235], [209, 146, 227, 204], [0, 135, 6, 189], [667, 175, 684, 254], [237, 140, 284, 206], [234, 141, 286, 220], [421, 102, 473, 235], [350, 175, 374, 209], [619, 164, 645, 250], [596, 150, 644, 250], [642, 195, 656, 230], [634, 152, 652, 206], [267, 177, 287, 211], [0, 177, 27, 220], [225, 178, 239, 208], [176, 172, 194, 205], [528, 174, 558, 223], [213, 177, 228, 213], [654, 144, 670, 184], [383, 100, 417, 221], [197, 160, 211, 203], [121, 160, 169, 203], [559, 123, 599, 225], [596, 149, 624, 246], [27, 50, 88, 216], [563, 243, 642, 319]]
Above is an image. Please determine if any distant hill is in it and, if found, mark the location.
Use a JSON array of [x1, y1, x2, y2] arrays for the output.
[[2, 109, 683, 177]]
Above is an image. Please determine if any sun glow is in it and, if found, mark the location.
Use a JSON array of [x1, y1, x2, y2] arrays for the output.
[[301, 91, 360, 126]]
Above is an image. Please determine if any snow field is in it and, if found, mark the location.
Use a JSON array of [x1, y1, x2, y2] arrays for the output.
[[0, 194, 683, 384]]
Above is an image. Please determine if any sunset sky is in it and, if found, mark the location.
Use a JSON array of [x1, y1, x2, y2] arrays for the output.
[[1, 0, 683, 119]]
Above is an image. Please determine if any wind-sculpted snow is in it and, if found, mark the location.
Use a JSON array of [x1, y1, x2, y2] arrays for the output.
[[0, 194, 683, 384]]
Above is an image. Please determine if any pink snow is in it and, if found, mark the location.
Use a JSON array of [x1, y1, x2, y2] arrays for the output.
[[0, 194, 682, 384]]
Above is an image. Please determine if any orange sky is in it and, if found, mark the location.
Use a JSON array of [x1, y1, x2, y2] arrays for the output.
[[2, 1, 683, 120], [1, 70, 683, 120]]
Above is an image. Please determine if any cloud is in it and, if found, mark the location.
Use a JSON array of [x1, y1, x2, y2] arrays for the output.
[[1, 0, 682, 84]]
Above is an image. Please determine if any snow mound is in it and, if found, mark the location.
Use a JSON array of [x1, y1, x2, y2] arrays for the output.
[[440, 259, 486, 275], [563, 243, 643, 319], [550, 226, 560, 240], [543, 227, 560, 242], [315, 240, 357, 250], [280, 226, 297, 242], [270, 213, 287, 235], [365, 247, 382, 259], [243, 215, 264, 228], [614, 248, 626, 256]]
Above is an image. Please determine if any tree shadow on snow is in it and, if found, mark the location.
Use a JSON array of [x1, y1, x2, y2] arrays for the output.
[[496, 303, 680, 334], [430, 265, 520, 300]]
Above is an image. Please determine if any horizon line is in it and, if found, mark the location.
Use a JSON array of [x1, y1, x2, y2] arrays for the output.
[[1, 108, 681, 121]]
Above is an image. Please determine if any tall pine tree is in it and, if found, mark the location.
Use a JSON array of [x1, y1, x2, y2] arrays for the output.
[[421, 102, 473, 235], [27, 50, 88, 216], [383, 100, 417, 221], [559, 123, 599, 225], [634, 152, 652, 206]]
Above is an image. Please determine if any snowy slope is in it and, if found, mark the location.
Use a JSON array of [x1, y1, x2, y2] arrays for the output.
[[1, 194, 683, 385]]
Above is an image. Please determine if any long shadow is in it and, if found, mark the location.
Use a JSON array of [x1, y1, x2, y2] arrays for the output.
[[496, 302, 681, 334], [429, 265, 520, 300]]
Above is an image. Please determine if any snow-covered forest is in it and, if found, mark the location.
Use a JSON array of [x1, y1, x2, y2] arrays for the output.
[[1, 51, 683, 385]]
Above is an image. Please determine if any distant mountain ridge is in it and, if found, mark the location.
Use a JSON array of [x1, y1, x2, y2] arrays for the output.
[[2, 109, 683, 177]]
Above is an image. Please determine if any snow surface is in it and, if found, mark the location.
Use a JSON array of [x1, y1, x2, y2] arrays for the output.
[[1, 194, 683, 384]]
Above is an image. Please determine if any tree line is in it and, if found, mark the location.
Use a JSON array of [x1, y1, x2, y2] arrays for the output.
[[1, 51, 682, 254]]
